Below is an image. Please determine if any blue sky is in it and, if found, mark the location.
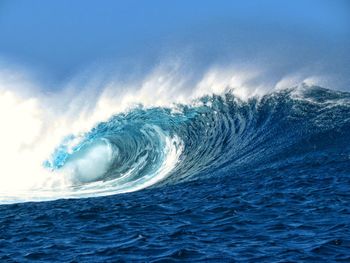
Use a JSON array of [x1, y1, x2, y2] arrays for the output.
[[0, 0, 349, 88]]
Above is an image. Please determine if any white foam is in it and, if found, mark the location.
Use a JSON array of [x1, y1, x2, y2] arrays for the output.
[[60, 139, 114, 184]]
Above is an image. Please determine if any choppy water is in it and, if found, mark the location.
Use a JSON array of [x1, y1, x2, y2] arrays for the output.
[[0, 86, 349, 261]]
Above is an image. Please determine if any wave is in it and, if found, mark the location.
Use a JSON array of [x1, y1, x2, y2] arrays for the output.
[[0, 84, 349, 204]]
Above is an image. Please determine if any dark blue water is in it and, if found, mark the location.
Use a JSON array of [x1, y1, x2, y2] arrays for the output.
[[1, 86, 350, 262]]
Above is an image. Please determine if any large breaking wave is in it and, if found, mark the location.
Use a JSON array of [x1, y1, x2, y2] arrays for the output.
[[0, 81, 349, 203], [49, 85, 350, 187]]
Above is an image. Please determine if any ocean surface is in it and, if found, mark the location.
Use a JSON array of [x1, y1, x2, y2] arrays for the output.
[[0, 86, 349, 262]]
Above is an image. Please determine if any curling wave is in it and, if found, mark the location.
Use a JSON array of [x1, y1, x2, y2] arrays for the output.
[[45, 120, 183, 196], [1, 85, 350, 203]]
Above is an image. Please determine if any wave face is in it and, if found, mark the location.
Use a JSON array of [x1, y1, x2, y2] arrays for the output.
[[24, 85, 347, 202]]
